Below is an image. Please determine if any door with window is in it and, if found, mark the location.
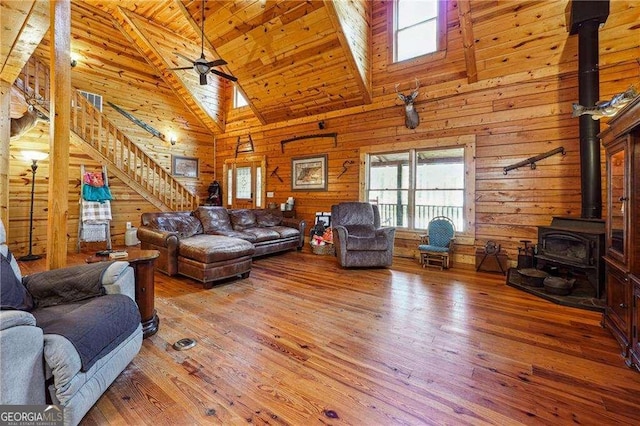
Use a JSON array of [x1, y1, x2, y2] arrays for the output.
[[223, 156, 265, 209]]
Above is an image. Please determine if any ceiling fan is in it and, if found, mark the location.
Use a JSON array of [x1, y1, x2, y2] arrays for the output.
[[169, 0, 237, 85]]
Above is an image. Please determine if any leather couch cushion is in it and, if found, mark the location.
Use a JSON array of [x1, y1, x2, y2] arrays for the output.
[[229, 209, 257, 231], [347, 233, 389, 251], [243, 227, 281, 243], [150, 215, 203, 238], [194, 206, 233, 233], [178, 235, 255, 263], [270, 226, 300, 239], [254, 209, 283, 227], [213, 229, 257, 243]]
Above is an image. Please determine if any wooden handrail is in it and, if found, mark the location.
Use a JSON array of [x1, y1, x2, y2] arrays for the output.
[[15, 57, 198, 211]]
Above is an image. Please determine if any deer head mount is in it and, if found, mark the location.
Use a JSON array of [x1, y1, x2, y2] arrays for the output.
[[10, 96, 49, 139], [395, 79, 420, 129]]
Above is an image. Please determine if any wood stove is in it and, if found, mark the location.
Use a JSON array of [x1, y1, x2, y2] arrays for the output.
[[536, 217, 605, 298]]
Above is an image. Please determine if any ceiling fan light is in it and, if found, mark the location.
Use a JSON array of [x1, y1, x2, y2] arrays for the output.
[[195, 63, 209, 74]]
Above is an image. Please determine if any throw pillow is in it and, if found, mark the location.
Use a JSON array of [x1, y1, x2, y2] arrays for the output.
[[255, 209, 283, 227], [0, 249, 34, 311], [229, 209, 257, 231]]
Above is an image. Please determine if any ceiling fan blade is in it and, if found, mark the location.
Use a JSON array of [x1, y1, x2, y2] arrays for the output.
[[168, 66, 194, 71], [206, 59, 227, 67], [175, 52, 196, 64], [199, 73, 208, 85], [210, 69, 238, 82]]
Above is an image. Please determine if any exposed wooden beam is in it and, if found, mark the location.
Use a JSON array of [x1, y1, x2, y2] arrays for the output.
[[324, 0, 372, 104], [458, 0, 478, 84], [0, 0, 49, 85], [110, 5, 226, 134], [46, 0, 71, 270]]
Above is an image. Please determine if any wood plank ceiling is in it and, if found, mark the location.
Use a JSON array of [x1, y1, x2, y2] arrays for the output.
[[1, 0, 372, 132]]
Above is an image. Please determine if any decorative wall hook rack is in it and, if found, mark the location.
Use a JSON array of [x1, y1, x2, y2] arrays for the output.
[[503, 146, 565, 175], [270, 166, 283, 182], [280, 133, 337, 153], [337, 160, 355, 178], [235, 134, 254, 157]]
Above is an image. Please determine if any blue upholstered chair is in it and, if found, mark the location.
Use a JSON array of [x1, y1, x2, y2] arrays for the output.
[[418, 216, 455, 270]]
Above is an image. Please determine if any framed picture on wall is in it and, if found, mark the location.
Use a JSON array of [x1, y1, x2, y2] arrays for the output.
[[172, 155, 199, 178], [291, 154, 327, 191]]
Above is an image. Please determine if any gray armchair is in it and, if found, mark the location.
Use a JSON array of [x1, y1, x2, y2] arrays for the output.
[[0, 219, 142, 426], [331, 202, 396, 268]]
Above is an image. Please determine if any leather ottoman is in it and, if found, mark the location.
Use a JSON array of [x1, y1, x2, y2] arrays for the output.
[[177, 235, 255, 288]]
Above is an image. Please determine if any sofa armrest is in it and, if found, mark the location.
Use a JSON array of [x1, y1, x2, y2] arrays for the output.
[[376, 227, 396, 240], [137, 226, 179, 248], [281, 217, 307, 248], [0, 310, 36, 330], [0, 310, 45, 404], [282, 217, 305, 230], [102, 262, 136, 301], [332, 225, 348, 263]]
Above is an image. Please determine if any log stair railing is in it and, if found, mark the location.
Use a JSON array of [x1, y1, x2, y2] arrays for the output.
[[14, 57, 198, 212]]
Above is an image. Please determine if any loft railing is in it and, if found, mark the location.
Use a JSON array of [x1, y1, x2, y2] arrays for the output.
[[15, 57, 197, 211], [376, 203, 464, 231]]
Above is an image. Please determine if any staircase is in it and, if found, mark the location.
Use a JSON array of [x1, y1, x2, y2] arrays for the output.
[[15, 57, 198, 212]]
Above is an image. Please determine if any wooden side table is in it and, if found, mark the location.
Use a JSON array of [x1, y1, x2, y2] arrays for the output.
[[87, 249, 160, 338]]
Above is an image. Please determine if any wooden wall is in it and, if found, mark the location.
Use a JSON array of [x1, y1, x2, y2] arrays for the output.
[[6, 1, 216, 256], [5, 0, 639, 267], [221, 1, 640, 266]]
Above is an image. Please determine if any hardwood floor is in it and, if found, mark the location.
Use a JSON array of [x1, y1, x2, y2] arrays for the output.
[[20, 249, 640, 425]]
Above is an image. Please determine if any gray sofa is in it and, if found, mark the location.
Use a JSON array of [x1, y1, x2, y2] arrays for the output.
[[331, 202, 396, 268], [0, 219, 142, 426], [138, 206, 306, 287]]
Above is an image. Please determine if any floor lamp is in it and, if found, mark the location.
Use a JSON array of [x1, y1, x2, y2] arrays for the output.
[[19, 150, 49, 261]]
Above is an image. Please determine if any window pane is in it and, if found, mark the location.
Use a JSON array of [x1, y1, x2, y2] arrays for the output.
[[398, 0, 437, 29], [234, 86, 248, 108], [414, 190, 464, 231], [369, 189, 409, 227], [415, 147, 464, 230], [369, 152, 410, 190], [397, 20, 437, 62], [236, 166, 251, 199]]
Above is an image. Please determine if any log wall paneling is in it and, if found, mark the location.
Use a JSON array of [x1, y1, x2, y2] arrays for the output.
[[8, 122, 160, 256], [0, 80, 10, 226], [214, 1, 640, 267]]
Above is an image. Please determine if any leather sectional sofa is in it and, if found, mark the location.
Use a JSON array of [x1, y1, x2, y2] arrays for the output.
[[137, 207, 306, 288]]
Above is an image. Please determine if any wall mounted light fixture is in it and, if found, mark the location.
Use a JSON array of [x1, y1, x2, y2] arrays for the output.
[[70, 52, 79, 68]]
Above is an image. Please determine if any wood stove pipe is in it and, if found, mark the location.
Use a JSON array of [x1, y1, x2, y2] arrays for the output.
[[567, 0, 609, 219]]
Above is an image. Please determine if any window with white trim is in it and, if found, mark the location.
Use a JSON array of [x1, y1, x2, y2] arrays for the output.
[[393, 0, 442, 63], [362, 138, 475, 234], [233, 85, 248, 108]]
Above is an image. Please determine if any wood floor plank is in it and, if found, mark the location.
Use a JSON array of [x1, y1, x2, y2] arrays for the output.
[[18, 249, 640, 425]]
